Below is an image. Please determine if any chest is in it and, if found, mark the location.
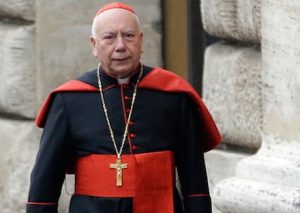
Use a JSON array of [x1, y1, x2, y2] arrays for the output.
[[62, 88, 183, 154]]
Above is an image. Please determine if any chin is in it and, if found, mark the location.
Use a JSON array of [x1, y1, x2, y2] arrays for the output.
[[112, 64, 135, 73]]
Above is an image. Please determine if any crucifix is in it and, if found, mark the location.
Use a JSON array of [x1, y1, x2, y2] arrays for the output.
[[110, 157, 128, 186]]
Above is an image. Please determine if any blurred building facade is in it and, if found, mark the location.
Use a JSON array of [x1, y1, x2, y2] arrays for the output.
[[0, 0, 299, 212]]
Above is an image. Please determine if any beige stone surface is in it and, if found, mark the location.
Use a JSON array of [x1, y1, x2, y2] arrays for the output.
[[0, 0, 35, 20], [0, 23, 36, 118], [214, 177, 300, 213], [0, 118, 76, 213], [35, 0, 101, 106], [213, 140, 300, 213], [237, 137, 300, 187], [203, 42, 262, 150], [261, 0, 300, 141], [0, 119, 40, 213], [205, 150, 248, 191], [205, 150, 248, 213], [201, 0, 261, 43]]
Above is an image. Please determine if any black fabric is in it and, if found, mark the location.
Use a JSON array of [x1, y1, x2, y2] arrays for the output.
[[26, 204, 58, 213], [70, 196, 133, 213], [184, 196, 212, 213], [27, 66, 212, 213], [28, 94, 71, 203]]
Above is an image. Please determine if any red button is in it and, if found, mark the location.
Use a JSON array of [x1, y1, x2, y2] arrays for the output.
[[129, 120, 135, 126], [129, 133, 136, 138], [126, 109, 131, 113], [124, 96, 132, 100], [132, 145, 139, 150]]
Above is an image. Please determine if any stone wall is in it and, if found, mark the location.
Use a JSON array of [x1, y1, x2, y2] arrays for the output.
[[202, 0, 300, 212], [0, 1, 162, 212]]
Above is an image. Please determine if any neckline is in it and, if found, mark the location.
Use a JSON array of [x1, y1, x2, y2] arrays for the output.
[[101, 63, 141, 83], [117, 78, 130, 84], [76, 64, 153, 89]]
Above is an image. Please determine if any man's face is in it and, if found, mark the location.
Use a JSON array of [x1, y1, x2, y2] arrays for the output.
[[90, 9, 144, 78]]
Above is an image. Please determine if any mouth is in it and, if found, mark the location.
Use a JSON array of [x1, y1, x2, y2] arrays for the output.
[[112, 57, 130, 61]]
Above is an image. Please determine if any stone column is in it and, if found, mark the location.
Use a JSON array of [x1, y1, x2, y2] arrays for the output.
[[201, 1, 262, 212], [202, 0, 300, 212], [0, 1, 162, 212]]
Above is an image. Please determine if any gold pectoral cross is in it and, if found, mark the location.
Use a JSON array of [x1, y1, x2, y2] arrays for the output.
[[109, 157, 128, 187]]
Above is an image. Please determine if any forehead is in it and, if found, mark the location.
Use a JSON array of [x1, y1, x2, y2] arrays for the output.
[[95, 9, 140, 32]]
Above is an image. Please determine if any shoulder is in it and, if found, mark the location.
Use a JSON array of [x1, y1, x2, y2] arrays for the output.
[[76, 69, 98, 88], [143, 66, 222, 152], [144, 66, 183, 81], [50, 69, 98, 93], [35, 70, 98, 128], [140, 66, 197, 97]]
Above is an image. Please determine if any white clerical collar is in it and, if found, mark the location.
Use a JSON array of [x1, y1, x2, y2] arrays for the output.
[[117, 77, 130, 84]]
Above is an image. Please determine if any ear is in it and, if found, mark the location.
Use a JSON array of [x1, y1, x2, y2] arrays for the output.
[[90, 36, 98, 57]]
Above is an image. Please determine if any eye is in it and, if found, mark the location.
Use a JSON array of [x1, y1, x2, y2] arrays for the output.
[[125, 33, 135, 41], [102, 34, 116, 44], [126, 33, 134, 38], [104, 35, 113, 40]]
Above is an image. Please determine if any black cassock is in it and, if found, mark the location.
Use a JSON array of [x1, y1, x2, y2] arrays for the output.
[[27, 65, 221, 213]]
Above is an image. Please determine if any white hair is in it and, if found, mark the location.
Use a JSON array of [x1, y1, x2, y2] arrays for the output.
[[91, 11, 142, 36]]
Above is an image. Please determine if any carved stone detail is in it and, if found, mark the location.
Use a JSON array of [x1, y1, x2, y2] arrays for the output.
[[201, 0, 261, 43]]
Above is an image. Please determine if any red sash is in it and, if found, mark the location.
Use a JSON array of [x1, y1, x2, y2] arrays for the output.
[[75, 151, 174, 213]]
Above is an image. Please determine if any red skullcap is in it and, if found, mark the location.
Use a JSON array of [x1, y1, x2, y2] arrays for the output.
[[96, 2, 136, 16]]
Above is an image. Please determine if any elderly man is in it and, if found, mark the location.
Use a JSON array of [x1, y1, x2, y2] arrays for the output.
[[27, 2, 221, 213]]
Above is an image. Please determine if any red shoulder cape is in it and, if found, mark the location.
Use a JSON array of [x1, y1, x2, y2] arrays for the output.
[[35, 67, 221, 152]]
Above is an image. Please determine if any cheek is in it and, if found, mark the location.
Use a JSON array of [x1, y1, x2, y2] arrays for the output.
[[95, 46, 107, 59], [128, 42, 142, 54], [99, 45, 114, 58], [132, 46, 143, 58]]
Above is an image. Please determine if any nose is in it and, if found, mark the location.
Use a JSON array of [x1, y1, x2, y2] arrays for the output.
[[115, 36, 126, 52]]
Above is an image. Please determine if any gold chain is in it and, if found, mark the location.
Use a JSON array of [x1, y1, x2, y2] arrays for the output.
[[96, 64, 143, 158]]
